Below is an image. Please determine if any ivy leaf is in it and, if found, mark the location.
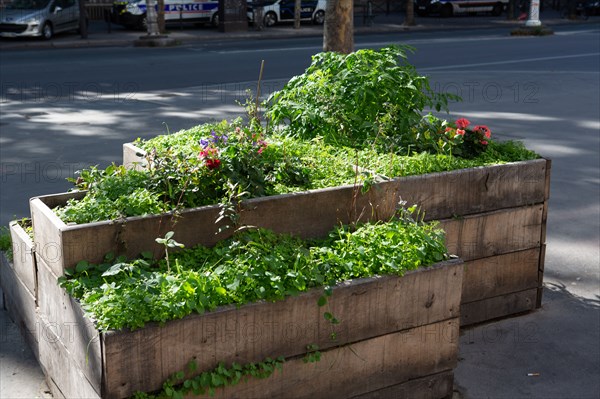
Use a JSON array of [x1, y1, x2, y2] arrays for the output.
[[317, 295, 327, 307], [101, 262, 129, 277], [75, 260, 90, 273]]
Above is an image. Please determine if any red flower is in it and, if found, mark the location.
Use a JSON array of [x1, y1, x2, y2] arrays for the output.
[[455, 118, 470, 129], [480, 140, 488, 145], [475, 125, 492, 139], [456, 129, 466, 136], [205, 158, 221, 170]]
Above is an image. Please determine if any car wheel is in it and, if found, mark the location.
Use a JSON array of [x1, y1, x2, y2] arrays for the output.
[[492, 2, 503, 16], [42, 22, 53, 40], [212, 13, 219, 27], [263, 11, 277, 27], [440, 3, 453, 17], [313, 10, 325, 24]]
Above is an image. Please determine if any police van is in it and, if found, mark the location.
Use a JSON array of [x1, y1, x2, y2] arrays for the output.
[[415, 0, 508, 17], [111, 0, 218, 29], [248, 0, 326, 27]]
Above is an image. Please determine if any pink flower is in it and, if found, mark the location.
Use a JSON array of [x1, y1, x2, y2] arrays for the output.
[[456, 129, 466, 136], [455, 118, 470, 129], [480, 140, 488, 145]]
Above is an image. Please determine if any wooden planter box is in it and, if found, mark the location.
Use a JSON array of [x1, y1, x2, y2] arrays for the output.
[[0, 221, 39, 358], [30, 158, 551, 327], [34, 254, 463, 398]]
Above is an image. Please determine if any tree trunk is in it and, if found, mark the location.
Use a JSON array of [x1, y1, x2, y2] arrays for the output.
[[157, 0, 165, 33], [294, 0, 301, 29], [145, 0, 160, 35], [78, 0, 87, 38], [404, 0, 415, 25], [323, 0, 353, 53]]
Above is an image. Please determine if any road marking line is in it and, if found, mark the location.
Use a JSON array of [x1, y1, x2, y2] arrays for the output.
[[420, 53, 600, 71]]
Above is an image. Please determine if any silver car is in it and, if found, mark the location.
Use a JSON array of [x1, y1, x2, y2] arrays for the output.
[[0, 0, 80, 39]]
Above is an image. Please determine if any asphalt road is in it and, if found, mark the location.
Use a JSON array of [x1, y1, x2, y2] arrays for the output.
[[0, 25, 599, 398]]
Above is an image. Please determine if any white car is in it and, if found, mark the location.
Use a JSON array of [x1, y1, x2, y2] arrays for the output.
[[111, 0, 218, 29], [0, 0, 80, 39], [415, 0, 508, 16], [248, 0, 326, 27]]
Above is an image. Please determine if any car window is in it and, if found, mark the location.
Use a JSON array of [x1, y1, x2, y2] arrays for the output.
[[57, 0, 75, 7], [7, 0, 51, 9]]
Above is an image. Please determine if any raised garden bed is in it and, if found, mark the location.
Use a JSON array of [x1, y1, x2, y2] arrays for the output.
[[31, 157, 550, 329], [0, 221, 39, 358], [34, 252, 463, 398]]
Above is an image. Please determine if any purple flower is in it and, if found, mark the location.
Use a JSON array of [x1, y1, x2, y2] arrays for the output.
[[199, 139, 209, 148]]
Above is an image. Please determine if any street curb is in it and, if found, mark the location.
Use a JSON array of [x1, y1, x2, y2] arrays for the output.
[[0, 18, 598, 51]]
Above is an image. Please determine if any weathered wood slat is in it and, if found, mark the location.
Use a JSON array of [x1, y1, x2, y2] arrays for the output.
[[0, 252, 39, 359], [9, 221, 37, 299], [440, 205, 543, 261], [460, 288, 538, 326], [392, 159, 547, 221], [461, 249, 540, 303], [102, 259, 463, 397], [38, 314, 101, 399], [349, 370, 455, 399], [193, 319, 459, 399], [30, 197, 68, 277], [37, 258, 103, 394]]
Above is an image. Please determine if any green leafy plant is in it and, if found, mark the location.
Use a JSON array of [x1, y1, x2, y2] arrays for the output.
[[155, 231, 184, 272], [133, 356, 285, 398], [59, 212, 448, 331], [266, 45, 458, 148], [0, 226, 12, 260]]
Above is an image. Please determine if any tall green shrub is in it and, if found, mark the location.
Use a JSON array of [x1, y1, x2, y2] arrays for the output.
[[266, 45, 457, 147]]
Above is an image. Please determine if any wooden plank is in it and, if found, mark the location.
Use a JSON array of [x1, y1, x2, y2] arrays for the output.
[[537, 244, 547, 308], [239, 180, 401, 240], [101, 260, 463, 397], [387, 159, 547, 221], [30, 197, 68, 277], [461, 249, 540, 304], [439, 205, 543, 262], [460, 288, 537, 327], [195, 319, 459, 399], [36, 258, 103, 394], [9, 221, 37, 299], [0, 252, 39, 359], [37, 314, 101, 399], [350, 370, 454, 399]]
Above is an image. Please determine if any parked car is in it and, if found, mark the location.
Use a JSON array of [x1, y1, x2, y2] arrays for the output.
[[111, 0, 218, 30], [415, 0, 508, 17], [247, 0, 326, 27], [0, 0, 79, 39]]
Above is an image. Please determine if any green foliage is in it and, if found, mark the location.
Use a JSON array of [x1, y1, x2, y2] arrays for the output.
[[266, 45, 457, 148], [55, 165, 165, 224], [303, 344, 321, 363], [0, 226, 12, 260], [59, 214, 448, 331], [57, 127, 371, 225], [132, 356, 285, 398]]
